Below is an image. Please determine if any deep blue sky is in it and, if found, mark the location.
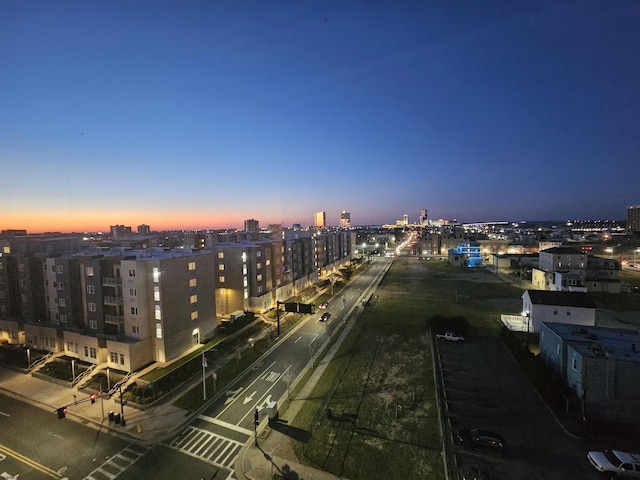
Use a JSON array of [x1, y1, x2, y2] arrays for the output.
[[2, 1, 639, 231]]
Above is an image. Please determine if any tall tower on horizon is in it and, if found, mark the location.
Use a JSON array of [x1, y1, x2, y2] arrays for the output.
[[403, 214, 409, 225], [244, 219, 260, 232], [419, 209, 428, 225], [314, 211, 326, 228], [628, 206, 640, 232], [339, 211, 351, 227]]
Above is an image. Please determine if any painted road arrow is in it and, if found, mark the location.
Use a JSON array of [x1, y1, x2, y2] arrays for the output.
[[243, 391, 257, 405]]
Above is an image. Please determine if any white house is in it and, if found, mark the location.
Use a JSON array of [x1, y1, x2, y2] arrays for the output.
[[520, 290, 596, 333]]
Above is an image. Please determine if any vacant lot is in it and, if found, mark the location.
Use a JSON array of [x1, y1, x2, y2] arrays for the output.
[[288, 259, 523, 480]]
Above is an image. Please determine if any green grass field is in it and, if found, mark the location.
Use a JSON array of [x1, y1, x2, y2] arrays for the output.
[[288, 258, 523, 480]]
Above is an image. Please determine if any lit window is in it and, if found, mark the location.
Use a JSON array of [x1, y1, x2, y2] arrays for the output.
[[257, 274, 263, 281], [86, 267, 94, 276], [153, 267, 160, 282], [218, 252, 224, 259], [257, 263, 262, 269], [244, 288, 248, 299], [191, 311, 199, 320], [219, 264, 225, 271], [188, 262, 196, 271], [154, 286, 160, 301], [189, 278, 197, 287], [156, 322, 163, 339], [243, 265, 247, 275], [155, 305, 161, 320], [190, 294, 198, 304], [266, 259, 271, 266], [219, 276, 225, 283]]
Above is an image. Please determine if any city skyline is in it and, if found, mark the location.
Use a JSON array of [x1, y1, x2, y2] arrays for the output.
[[2, 1, 639, 233]]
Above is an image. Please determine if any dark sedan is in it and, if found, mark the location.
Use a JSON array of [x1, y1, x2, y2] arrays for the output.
[[456, 428, 506, 453]]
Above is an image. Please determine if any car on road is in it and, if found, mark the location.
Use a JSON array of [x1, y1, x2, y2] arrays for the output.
[[587, 449, 640, 478], [319, 301, 329, 309], [456, 428, 506, 453], [320, 312, 331, 322]]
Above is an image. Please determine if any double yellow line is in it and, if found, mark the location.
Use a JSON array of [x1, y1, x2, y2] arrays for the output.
[[0, 443, 64, 479]]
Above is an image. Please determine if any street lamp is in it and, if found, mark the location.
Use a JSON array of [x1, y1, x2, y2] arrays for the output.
[[605, 247, 613, 259], [522, 310, 531, 348]]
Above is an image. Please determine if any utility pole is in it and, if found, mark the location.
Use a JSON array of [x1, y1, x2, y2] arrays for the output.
[[276, 301, 281, 337], [202, 352, 208, 400], [119, 384, 126, 427]]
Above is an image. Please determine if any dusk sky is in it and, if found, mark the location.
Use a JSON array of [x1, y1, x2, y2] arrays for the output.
[[2, 1, 639, 233]]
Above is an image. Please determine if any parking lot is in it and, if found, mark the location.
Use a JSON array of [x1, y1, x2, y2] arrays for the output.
[[436, 335, 601, 480]]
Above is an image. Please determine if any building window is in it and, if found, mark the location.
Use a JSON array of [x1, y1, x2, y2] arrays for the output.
[[154, 286, 160, 301], [131, 325, 139, 334], [189, 278, 197, 287], [88, 302, 96, 312], [257, 285, 263, 294], [58, 282, 65, 290], [128, 269, 136, 277], [190, 294, 197, 304], [155, 305, 161, 320], [566, 310, 571, 315], [572, 357, 577, 370], [131, 307, 138, 315], [257, 274, 263, 281], [89, 347, 97, 359], [56, 265, 63, 273], [86, 267, 94, 276], [218, 252, 224, 259], [243, 265, 247, 275], [110, 352, 118, 363], [89, 320, 97, 329], [156, 322, 162, 339], [266, 259, 271, 266], [84, 346, 88, 356], [60, 314, 68, 323], [188, 262, 196, 271], [219, 276, 225, 283], [67, 342, 74, 351], [256, 251, 262, 257], [153, 267, 160, 282], [553, 308, 558, 315], [129, 288, 137, 296], [58, 298, 66, 307], [87, 285, 95, 294], [191, 311, 199, 320], [218, 264, 225, 271], [120, 353, 125, 365], [256, 263, 262, 269]]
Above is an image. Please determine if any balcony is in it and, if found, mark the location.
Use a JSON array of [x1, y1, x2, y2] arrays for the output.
[[105, 314, 124, 325], [102, 277, 121, 286], [103, 296, 123, 306]]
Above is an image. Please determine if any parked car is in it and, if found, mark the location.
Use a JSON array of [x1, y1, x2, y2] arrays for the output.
[[436, 331, 465, 342], [320, 312, 331, 322], [587, 450, 640, 478], [456, 428, 506, 453], [319, 301, 329, 309]]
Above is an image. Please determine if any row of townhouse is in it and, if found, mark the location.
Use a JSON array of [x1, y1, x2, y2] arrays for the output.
[[532, 246, 621, 293], [0, 230, 356, 372]]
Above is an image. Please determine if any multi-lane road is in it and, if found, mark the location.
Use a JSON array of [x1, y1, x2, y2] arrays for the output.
[[0, 257, 391, 480]]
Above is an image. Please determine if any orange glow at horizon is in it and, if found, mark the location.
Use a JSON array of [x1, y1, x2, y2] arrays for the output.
[[0, 210, 245, 234]]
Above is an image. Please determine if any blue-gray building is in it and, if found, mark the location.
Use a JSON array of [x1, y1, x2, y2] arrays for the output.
[[540, 322, 640, 424]]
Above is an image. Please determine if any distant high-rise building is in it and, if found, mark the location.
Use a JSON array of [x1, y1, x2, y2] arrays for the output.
[[244, 219, 260, 232], [137, 224, 151, 235], [419, 209, 428, 225], [403, 214, 409, 225], [315, 211, 326, 228], [110, 225, 132, 240], [628, 206, 640, 232], [339, 211, 351, 227]]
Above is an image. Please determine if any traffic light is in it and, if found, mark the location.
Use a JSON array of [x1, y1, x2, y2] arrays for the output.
[[284, 302, 297, 313], [56, 407, 67, 419], [298, 303, 313, 314], [90, 393, 97, 404]]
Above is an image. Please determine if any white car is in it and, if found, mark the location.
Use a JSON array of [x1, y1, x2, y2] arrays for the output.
[[587, 450, 640, 477]]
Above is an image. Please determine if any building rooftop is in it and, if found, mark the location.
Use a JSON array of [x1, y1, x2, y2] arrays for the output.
[[525, 290, 597, 309], [540, 246, 583, 255], [543, 321, 640, 363]]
